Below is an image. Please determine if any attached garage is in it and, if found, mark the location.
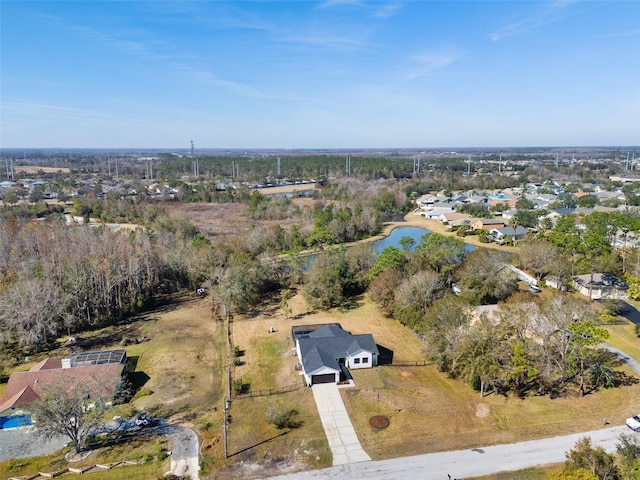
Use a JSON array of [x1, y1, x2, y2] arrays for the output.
[[293, 323, 379, 387], [311, 373, 337, 385]]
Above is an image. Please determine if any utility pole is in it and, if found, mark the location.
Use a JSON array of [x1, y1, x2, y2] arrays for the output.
[[191, 140, 198, 177], [277, 157, 281, 176]]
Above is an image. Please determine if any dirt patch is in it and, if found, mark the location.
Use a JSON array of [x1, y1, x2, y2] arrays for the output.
[[256, 185, 317, 196], [475, 403, 491, 418], [15, 166, 71, 174], [369, 415, 390, 430]]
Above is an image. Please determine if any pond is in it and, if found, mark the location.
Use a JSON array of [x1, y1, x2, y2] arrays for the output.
[[372, 226, 475, 253], [303, 226, 474, 269], [373, 226, 431, 253]]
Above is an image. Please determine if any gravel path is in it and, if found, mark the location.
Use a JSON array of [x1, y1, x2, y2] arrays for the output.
[[0, 426, 68, 461], [168, 427, 199, 480]]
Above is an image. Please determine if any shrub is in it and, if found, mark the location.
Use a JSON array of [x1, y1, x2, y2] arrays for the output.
[[266, 407, 303, 429], [232, 377, 250, 395]]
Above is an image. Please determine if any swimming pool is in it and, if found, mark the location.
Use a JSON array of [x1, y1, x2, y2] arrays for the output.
[[0, 413, 33, 429]]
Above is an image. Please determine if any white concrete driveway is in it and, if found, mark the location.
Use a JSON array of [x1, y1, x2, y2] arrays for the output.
[[311, 383, 371, 465]]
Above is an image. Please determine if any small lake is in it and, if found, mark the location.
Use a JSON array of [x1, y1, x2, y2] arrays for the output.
[[372, 226, 475, 253], [373, 226, 431, 252], [304, 226, 473, 269]]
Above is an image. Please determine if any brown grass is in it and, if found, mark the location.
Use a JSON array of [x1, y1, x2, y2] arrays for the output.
[[227, 291, 640, 474], [343, 362, 640, 460], [14, 166, 71, 174]]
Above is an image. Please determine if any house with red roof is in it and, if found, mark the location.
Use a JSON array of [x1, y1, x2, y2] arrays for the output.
[[0, 350, 127, 429]]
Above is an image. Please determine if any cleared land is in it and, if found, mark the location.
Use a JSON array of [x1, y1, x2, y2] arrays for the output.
[[14, 166, 71, 174], [170, 201, 313, 238]]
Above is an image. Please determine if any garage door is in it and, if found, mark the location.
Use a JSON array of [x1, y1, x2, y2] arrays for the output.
[[311, 373, 336, 385]]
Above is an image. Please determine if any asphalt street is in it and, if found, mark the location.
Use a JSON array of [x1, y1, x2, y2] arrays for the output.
[[268, 426, 632, 480]]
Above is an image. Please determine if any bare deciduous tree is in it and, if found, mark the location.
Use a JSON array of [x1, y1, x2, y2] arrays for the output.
[[31, 376, 113, 454], [0, 278, 68, 350], [394, 269, 444, 312]]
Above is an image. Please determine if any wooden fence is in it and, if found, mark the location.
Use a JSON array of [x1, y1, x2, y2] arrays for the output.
[[230, 383, 303, 399], [8, 460, 141, 480], [388, 360, 432, 367]]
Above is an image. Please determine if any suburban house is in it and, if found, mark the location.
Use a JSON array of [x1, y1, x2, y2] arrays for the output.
[[490, 226, 527, 242], [292, 324, 379, 386], [419, 207, 455, 219], [470, 218, 505, 231], [0, 349, 128, 429], [439, 212, 472, 226], [572, 273, 628, 300]]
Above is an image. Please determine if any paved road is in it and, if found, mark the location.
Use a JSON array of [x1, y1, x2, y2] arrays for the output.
[[603, 343, 640, 375], [268, 426, 632, 480], [311, 384, 371, 465]]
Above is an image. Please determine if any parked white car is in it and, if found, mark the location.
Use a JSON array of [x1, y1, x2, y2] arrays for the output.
[[626, 415, 640, 431]]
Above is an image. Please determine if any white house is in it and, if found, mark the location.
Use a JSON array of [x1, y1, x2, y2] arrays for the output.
[[572, 273, 628, 300], [292, 324, 379, 386]]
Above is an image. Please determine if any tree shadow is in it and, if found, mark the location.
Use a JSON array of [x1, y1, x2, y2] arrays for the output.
[[614, 371, 640, 388], [128, 371, 151, 391], [74, 330, 126, 351], [134, 292, 193, 320], [596, 349, 627, 368], [602, 300, 640, 325], [229, 431, 290, 458]]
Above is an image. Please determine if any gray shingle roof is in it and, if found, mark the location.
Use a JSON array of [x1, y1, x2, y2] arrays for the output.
[[296, 324, 379, 374]]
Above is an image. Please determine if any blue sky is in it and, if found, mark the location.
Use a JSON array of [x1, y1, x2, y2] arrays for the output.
[[1, 1, 639, 149]]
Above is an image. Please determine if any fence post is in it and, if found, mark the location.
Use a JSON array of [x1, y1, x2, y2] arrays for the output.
[[223, 395, 228, 458]]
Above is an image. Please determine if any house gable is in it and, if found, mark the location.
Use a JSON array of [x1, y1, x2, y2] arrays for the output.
[[0, 350, 127, 415], [293, 324, 378, 385]]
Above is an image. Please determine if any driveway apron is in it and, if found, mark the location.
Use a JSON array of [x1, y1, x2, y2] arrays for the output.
[[311, 383, 371, 465]]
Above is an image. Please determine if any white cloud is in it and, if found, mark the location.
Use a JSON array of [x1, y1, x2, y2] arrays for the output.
[[490, 1, 577, 42], [316, 0, 363, 9], [372, 2, 403, 19], [408, 49, 464, 80]]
